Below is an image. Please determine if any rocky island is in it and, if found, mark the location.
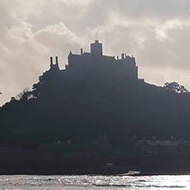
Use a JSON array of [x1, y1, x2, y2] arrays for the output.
[[0, 40, 190, 175]]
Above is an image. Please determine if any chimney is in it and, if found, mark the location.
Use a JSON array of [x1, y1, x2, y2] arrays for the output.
[[121, 53, 125, 59], [55, 56, 58, 65], [81, 48, 83, 55], [50, 56, 53, 64], [50, 56, 53, 67]]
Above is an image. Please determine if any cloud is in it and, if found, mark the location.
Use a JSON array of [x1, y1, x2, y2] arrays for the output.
[[0, 0, 84, 105], [1, 0, 190, 105], [83, 5, 190, 87]]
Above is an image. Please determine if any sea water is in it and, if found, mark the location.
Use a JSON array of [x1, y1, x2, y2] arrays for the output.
[[0, 175, 190, 190]]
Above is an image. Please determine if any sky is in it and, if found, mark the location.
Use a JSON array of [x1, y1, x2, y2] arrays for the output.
[[1, 0, 190, 105]]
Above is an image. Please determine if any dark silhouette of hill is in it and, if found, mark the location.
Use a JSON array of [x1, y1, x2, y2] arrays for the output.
[[0, 40, 190, 150]]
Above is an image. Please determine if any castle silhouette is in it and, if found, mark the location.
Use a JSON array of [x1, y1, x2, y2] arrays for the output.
[[49, 40, 139, 80], [1, 40, 190, 175]]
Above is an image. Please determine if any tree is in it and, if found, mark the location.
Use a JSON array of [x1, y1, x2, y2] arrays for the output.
[[163, 82, 189, 93], [15, 88, 32, 101]]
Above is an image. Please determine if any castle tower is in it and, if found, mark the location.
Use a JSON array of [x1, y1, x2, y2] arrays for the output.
[[90, 40, 103, 56]]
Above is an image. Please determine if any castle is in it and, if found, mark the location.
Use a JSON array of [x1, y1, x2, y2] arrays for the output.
[[49, 40, 139, 80]]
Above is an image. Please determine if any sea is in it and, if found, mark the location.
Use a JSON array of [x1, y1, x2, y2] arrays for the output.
[[0, 175, 190, 190]]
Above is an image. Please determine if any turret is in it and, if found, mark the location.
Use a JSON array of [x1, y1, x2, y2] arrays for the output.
[[90, 40, 103, 56]]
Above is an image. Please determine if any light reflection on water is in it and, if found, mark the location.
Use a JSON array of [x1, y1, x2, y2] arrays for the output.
[[0, 175, 190, 190]]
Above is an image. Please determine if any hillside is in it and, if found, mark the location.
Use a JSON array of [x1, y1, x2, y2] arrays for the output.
[[0, 41, 190, 149]]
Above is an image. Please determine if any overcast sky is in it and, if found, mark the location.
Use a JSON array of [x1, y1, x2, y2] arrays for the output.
[[1, 0, 190, 105]]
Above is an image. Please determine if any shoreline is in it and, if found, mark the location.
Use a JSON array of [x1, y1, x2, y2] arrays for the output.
[[0, 165, 190, 176]]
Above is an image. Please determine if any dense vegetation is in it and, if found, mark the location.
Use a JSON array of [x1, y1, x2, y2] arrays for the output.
[[0, 63, 190, 149]]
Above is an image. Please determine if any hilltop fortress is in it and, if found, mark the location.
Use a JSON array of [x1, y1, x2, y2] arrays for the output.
[[49, 40, 139, 80], [1, 40, 190, 174]]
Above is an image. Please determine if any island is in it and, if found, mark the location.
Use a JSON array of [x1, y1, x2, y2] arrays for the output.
[[0, 40, 190, 175]]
